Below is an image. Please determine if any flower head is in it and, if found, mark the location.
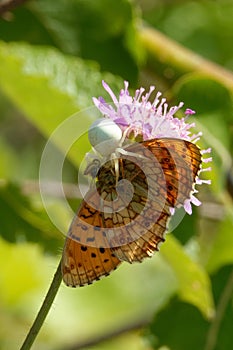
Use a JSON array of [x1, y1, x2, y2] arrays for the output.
[[93, 81, 197, 141], [92, 80, 211, 214]]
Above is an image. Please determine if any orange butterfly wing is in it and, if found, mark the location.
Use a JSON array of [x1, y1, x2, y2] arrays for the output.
[[97, 138, 202, 262], [62, 190, 121, 287], [62, 138, 202, 286], [139, 138, 202, 207]]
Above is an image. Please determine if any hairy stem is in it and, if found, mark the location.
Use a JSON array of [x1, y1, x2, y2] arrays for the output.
[[20, 259, 62, 350]]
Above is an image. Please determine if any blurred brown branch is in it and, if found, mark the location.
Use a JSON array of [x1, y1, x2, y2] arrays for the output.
[[0, 0, 29, 16], [57, 316, 151, 350]]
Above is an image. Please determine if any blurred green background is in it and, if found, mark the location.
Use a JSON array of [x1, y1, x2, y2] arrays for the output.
[[0, 0, 233, 349]]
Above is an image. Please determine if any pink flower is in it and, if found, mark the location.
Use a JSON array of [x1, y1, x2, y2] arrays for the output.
[[92, 81, 211, 214]]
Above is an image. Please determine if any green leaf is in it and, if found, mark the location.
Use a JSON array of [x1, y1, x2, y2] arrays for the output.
[[0, 182, 62, 252], [161, 234, 214, 318], [0, 237, 53, 305], [173, 76, 233, 117], [206, 215, 233, 274], [147, 297, 209, 350], [170, 206, 198, 244], [211, 265, 233, 350], [145, 265, 233, 350], [0, 41, 123, 166], [0, 7, 56, 46], [28, 0, 140, 82], [0, 137, 20, 179]]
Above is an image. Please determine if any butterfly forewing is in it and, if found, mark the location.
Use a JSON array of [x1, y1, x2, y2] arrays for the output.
[[140, 138, 202, 207]]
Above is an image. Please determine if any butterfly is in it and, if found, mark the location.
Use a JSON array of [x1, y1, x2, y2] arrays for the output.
[[61, 138, 202, 287]]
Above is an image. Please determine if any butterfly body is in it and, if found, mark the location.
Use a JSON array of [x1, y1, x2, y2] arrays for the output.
[[62, 138, 202, 287]]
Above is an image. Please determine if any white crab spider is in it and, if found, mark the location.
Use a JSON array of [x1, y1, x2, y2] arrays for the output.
[[86, 118, 147, 183]]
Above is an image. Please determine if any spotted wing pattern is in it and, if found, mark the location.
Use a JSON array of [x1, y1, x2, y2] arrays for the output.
[[97, 138, 202, 262], [62, 138, 202, 287], [142, 138, 202, 207], [62, 190, 121, 287]]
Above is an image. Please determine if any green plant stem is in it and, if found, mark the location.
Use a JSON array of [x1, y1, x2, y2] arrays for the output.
[[20, 258, 62, 350], [139, 26, 233, 92], [204, 268, 233, 350]]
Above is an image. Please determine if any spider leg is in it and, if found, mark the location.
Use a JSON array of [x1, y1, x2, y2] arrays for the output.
[[115, 147, 147, 160]]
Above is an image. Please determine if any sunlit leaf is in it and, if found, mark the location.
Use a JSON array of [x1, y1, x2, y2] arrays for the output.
[[0, 182, 62, 252], [206, 215, 233, 274], [0, 41, 123, 166], [0, 237, 53, 305], [161, 235, 214, 319]]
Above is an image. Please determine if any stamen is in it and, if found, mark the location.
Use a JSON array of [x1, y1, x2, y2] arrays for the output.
[[134, 87, 145, 102], [191, 195, 202, 206], [144, 86, 155, 102], [201, 148, 212, 154], [190, 132, 202, 141], [184, 108, 196, 120], [168, 102, 184, 117], [102, 80, 118, 105], [200, 167, 212, 172], [169, 207, 175, 215], [185, 108, 196, 115], [163, 103, 168, 116], [196, 179, 211, 185], [152, 91, 162, 108], [124, 81, 129, 93], [134, 89, 140, 100], [156, 98, 167, 115], [202, 157, 212, 163], [192, 137, 201, 143]]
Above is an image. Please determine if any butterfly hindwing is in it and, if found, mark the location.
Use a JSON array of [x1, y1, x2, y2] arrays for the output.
[[62, 191, 121, 287]]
